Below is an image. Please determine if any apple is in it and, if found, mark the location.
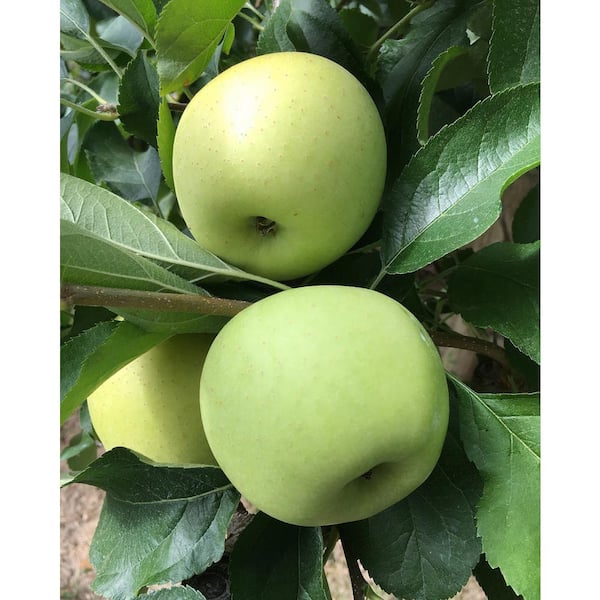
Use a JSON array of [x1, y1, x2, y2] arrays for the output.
[[87, 334, 217, 466], [199, 285, 449, 526], [172, 51, 387, 281]]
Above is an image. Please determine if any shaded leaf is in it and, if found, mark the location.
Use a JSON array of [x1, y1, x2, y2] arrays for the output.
[[512, 184, 540, 243], [60, 319, 169, 423], [157, 97, 176, 190], [118, 51, 161, 145], [448, 241, 540, 363], [451, 377, 540, 600], [83, 121, 162, 202], [156, 0, 245, 94], [474, 555, 523, 600], [138, 587, 207, 599], [381, 83, 540, 275], [98, 0, 158, 43], [230, 512, 330, 600], [488, 0, 540, 93], [64, 448, 240, 600]]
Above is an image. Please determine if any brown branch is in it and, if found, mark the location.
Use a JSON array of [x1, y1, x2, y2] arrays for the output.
[[430, 330, 510, 369], [60, 284, 251, 317]]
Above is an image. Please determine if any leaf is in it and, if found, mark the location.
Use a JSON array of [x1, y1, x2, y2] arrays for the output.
[[60, 319, 169, 423], [229, 512, 330, 600], [451, 377, 540, 600], [376, 0, 480, 173], [64, 448, 240, 600], [83, 121, 162, 202], [416, 45, 468, 144], [60, 173, 284, 288], [118, 51, 161, 145], [488, 0, 540, 93], [98, 0, 158, 43], [137, 587, 207, 599], [155, 0, 245, 94], [157, 97, 176, 190], [339, 402, 482, 600], [448, 241, 540, 363], [60, 0, 90, 39], [257, 0, 369, 89], [97, 15, 144, 56], [381, 82, 540, 275], [474, 555, 523, 600], [512, 184, 540, 243], [60, 219, 202, 293]]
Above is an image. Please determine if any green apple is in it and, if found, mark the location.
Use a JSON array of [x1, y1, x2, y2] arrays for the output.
[[172, 51, 387, 281], [199, 285, 449, 526], [87, 334, 217, 466]]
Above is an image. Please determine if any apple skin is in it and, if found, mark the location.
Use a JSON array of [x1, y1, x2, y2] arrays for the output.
[[199, 285, 449, 526], [172, 51, 387, 281], [87, 334, 217, 466]]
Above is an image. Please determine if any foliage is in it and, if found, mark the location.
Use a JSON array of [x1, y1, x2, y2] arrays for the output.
[[60, 0, 540, 599]]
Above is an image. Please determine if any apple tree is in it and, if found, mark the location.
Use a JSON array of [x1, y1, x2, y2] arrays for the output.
[[60, 0, 540, 599]]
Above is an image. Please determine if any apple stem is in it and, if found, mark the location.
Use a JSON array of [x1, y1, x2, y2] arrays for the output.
[[430, 330, 510, 369]]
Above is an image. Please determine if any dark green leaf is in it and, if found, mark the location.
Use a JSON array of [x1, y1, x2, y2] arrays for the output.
[[451, 377, 540, 600], [416, 45, 468, 144], [60, 319, 169, 423], [98, 0, 158, 43], [376, 0, 481, 173], [474, 555, 523, 600], [339, 404, 482, 600], [83, 121, 162, 202], [230, 512, 330, 600], [512, 184, 540, 243], [60, 429, 99, 471], [381, 83, 540, 275], [64, 448, 240, 600], [448, 241, 540, 363], [488, 0, 540, 93], [257, 0, 296, 52], [118, 52, 160, 145], [338, 8, 379, 48], [155, 0, 246, 94]]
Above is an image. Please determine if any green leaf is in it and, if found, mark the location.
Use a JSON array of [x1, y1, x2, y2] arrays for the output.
[[60, 0, 90, 38], [257, 0, 370, 91], [60, 319, 169, 423], [64, 448, 240, 600], [448, 241, 540, 363], [451, 378, 540, 600], [416, 45, 468, 144], [230, 512, 330, 600], [376, 0, 481, 173], [155, 0, 245, 94], [138, 587, 207, 599], [60, 219, 202, 293], [98, 0, 158, 43], [60, 173, 285, 289], [488, 0, 540, 93], [381, 82, 540, 274], [97, 15, 144, 56], [474, 555, 523, 600], [157, 97, 176, 190], [339, 410, 482, 600], [83, 121, 162, 202], [338, 8, 379, 48], [118, 52, 161, 145]]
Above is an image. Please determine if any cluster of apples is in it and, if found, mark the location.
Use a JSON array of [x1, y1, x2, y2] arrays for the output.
[[88, 53, 450, 527]]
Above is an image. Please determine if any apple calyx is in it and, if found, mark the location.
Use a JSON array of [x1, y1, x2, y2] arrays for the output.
[[255, 216, 277, 236]]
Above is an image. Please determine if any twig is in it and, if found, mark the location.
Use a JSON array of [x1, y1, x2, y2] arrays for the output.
[[430, 330, 510, 369], [61, 284, 251, 317]]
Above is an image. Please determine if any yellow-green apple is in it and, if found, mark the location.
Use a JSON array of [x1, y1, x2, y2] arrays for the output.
[[172, 51, 387, 281], [87, 334, 217, 466], [199, 285, 449, 526]]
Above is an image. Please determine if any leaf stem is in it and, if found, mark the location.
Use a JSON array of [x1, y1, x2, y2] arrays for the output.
[[61, 284, 252, 317], [244, 1, 265, 20], [60, 77, 107, 104], [237, 10, 265, 31], [367, 0, 434, 62]]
